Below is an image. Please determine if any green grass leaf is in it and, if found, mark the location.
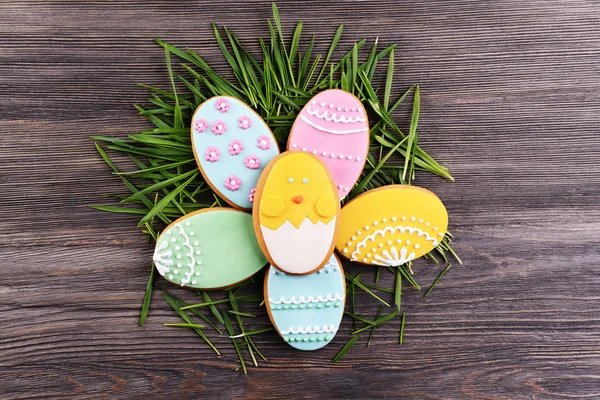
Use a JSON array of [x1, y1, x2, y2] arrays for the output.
[[332, 335, 359, 362], [139, 263, 155, 326], [424, 264, 453, 297], [137, 173, 198, 227]]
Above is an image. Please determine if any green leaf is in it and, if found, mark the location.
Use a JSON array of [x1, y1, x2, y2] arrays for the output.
[[139, 263, 155, 326], [403, 85, 420, 181], [384, 48, 394, 110], [332, 335, 359, 362], [121, 169, 197, 203], [314, 25, 343, 87], [399, 313, 406, 344], [161, 292, 220, 355], [137, 173, 198, 227], [424, 264, 453, 297]]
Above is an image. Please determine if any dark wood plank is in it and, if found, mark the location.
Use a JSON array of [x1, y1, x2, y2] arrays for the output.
[[1, 0, 600, 398]]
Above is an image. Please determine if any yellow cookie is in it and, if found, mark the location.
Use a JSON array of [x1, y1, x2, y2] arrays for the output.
[[253, 151, 341, 275], [336, 185, 448, 266]]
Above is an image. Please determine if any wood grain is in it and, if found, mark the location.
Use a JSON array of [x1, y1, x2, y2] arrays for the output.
[[2, 0, 600, 398]]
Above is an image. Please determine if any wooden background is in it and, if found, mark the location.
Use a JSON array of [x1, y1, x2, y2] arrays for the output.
[[2, 1, 600, 398]]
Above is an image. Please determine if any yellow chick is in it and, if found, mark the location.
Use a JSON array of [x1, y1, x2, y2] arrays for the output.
[[253, 152, 340, 275]]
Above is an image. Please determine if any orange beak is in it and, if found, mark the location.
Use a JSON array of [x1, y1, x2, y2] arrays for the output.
[[292, 195, 304, 204]]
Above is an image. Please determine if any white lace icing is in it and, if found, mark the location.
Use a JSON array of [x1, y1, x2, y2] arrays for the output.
[[306, 106, 366, 123], [300, 114, 368, 135], [281, 325, 337, 334], [153, 241, 172, 275], [153, 223, 199, 286], [176, 223, 195, 286], [372, 246, 415, 266], [269, 293, 344, 305], [350, 225, 439, 261]]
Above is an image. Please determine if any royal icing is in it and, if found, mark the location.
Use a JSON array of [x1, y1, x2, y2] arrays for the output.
[[253, 152, 340, 275], [287, 89, 370, 200], [191, 96, 280, 210], [335, 185, 448, 266], [265, 254, 345, 350], [153, 208, 267, 289]]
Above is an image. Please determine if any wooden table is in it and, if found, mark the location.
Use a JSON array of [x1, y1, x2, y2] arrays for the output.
[[2, 1, 600, 398]]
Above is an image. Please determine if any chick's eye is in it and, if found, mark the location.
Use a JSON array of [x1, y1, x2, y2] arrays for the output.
[[302, 178, 308, 184], [287, 177, 294, 183]]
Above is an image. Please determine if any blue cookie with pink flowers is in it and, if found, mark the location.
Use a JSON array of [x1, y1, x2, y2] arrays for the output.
[[191, 96, 280, 210]]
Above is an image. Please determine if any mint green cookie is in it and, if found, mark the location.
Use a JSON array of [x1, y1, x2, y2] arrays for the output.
[[153, 208, 267, 289]]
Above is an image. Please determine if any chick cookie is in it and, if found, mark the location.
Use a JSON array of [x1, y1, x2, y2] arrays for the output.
[[252, 151, 341, 275]]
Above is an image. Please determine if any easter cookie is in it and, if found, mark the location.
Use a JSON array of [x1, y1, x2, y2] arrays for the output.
[[153, 208, 267, 289], [265, 254, 345, 350], [287, 89, 370, 200], [336, 185, 448, 266], [253, 151, 341, 275], [191, 96, 280, 210]]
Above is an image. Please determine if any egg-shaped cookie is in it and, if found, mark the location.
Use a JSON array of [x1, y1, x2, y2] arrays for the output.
[[191, 96, 280, 210], [287, 89, 369, 200], [153, 208, 267, 289], [265, 254, 345, 350], [253, 152, 340, 275], [336, 185, 448, 266]]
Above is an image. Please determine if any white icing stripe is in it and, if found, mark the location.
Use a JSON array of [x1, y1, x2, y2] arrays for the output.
[[371, 246, 415, 266], [153, 241, 173, 275], [269, 293, 344, 305], [306, 106, 366, 123], [350, 225, 438, 261], [281, 325, 337, 335], [300, 114, 368, 135], [176, 223, 195, 286]]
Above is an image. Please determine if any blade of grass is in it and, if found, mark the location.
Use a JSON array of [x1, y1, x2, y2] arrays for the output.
[[314, 25, 343, 87], [139, 263, 155, 326], [383, 48, 394, 110], [353, 309, 400, 335], [346, 273, 390, 307], [229, 327, 274, 339], [333, 335, 359, 362], [367, 306, 383, 347], [394, 269, 402, 311], [424, 264, 453, 297], [162, 292, 220, 355], [137, 173, 198, 227], [164, 323, 206, 329], [222, 311, 247, 374], [399, 313, 406, 344], [403, 85, 420, 181]]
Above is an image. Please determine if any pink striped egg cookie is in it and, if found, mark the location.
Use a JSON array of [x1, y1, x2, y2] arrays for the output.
[[287, 89, 369, 200]]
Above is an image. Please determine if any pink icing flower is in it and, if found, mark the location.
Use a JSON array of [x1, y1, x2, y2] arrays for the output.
[[211, 120, 227, 135], [228, 139, 244, 155], [204, 146, 220, 162], [215, 98, 230, 113], [248, 188, 256, 203], [256, 135, 271, 150], [194, 119, 209, 133], [224, 175, 242, 191], [244, 155, 260, 169], [238, 115, 252, 130]]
